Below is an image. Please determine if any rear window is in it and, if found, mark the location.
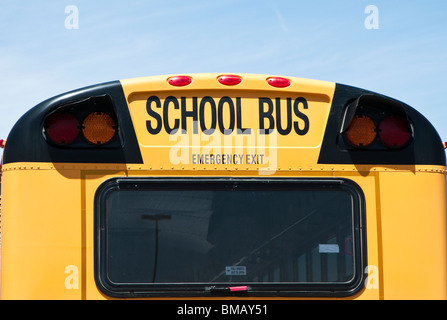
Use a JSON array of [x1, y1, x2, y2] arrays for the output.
[[94, 178, 365, 297]]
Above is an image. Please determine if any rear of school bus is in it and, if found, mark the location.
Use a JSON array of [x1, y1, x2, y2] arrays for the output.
[[0, 74, 446, 300]]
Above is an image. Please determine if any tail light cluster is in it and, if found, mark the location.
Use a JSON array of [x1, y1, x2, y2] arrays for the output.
[[43, 95, 118, 147], [341, 95, 413, 150]]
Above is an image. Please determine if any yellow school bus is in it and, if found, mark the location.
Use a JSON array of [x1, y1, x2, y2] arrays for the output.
[[0, 73, 446, 300]]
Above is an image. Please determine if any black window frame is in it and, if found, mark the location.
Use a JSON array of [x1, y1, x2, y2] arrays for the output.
[[94, 177, 366, 298]]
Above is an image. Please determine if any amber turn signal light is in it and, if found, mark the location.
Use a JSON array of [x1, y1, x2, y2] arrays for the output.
[[82, 112, 116, 145], [343, 115, 377, 148]]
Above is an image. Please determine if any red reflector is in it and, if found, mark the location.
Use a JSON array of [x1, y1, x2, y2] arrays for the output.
[[267, 77, 291, 88], [378, 116, 412, 148], [167, 75, 192, 87], [45, 112, 80, 145], [217, 75, 242, 86]]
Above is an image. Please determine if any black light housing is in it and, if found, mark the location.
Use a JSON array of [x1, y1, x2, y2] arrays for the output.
[[43, 95, 119, 148], [340, 95, 413, 150]]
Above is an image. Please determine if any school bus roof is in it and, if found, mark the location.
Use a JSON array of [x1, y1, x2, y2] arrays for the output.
[[2, 74, 445, 170]]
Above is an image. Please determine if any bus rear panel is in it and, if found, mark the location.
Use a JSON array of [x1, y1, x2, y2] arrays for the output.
[[1, 74, 445, 299]]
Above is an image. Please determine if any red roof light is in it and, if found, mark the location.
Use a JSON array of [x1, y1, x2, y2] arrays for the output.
[[217, 75, 242, 86], [267, 77, 291, 88], [167, 75, 192, 87]]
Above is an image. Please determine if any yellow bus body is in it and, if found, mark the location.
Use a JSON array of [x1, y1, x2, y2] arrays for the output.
[[1, 74, 446, 299]]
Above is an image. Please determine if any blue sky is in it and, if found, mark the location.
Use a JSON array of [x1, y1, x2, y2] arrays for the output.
[[1, 0, 446, 142]]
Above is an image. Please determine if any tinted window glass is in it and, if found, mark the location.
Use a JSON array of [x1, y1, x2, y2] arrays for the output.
[[95, 178, 365, 297]]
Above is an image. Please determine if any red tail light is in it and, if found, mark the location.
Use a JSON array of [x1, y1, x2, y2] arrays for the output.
[[378, 116, 412, 148], [45, 112, 80, 145]]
